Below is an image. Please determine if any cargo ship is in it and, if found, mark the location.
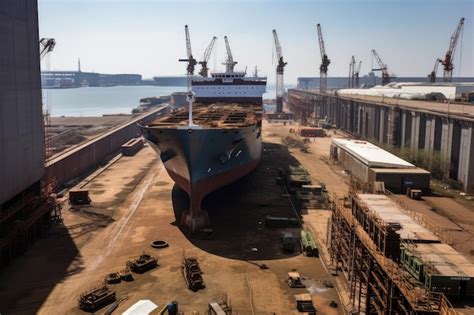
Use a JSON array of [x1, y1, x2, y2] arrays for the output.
[[141, 61, 266, 232]]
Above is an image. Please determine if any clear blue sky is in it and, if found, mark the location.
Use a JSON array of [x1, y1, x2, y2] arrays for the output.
[[39, 0, 473, 83]]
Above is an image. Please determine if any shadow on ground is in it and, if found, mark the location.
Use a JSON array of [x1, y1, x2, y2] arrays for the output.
[[0, 223, 82, 314], [172, 142, 305, 261]]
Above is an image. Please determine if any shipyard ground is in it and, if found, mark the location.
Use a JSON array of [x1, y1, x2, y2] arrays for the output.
[[0, 121, 343, 315], [1, 120, 473, 314]]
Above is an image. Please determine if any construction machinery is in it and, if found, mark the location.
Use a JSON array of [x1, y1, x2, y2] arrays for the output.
[[127, 252, 158, 273], [178, 25, 197, 75], [371, 49, 393, 85], [273, 29, 287, 113], [287, 272, 306, 288], [198, 36, 217, 77], [440, 18, 465, 82], [182, 256, 205, 291], [39, 38, 56, 60], [222, 36, 237, 73], [78, 285, 116, 312], [428, 59, 442, 83], [317, 24, 330, 93]]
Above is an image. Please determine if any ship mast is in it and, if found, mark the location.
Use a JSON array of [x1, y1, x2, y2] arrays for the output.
[[178, 25, 198, 127]]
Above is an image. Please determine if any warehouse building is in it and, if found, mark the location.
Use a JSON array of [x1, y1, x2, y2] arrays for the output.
[[330, 139, 430, 193]]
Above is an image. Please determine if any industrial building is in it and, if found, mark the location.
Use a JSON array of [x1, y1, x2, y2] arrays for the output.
[[330, 139, 431, 193], [0, 0, 58, 266], [41, 71, 142, 88], [330, 193, 463, 313], [289, 89, 474, 193]]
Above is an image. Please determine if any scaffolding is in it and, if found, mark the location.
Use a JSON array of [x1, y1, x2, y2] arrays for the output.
[[329, 194, 456, 314]]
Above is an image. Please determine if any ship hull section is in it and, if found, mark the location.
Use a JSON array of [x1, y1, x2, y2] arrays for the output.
[[143, 124, 262, 232]]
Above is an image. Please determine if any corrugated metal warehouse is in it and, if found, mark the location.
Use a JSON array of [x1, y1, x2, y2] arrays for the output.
[[330, 139, 430, 193], [0, 0, 44, 206]]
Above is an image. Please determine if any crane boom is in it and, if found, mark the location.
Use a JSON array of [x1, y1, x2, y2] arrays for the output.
[[441, 17, 465, 82], [222, 36, 237, 73], [39, 38, 56, 60], [272, 29, 287, 113], [317, 24, 330, 93], [178, 25, 197, 75], [198, 36, 217, 77], [371, 49, 391, 85], [272, 29, 283, 60]]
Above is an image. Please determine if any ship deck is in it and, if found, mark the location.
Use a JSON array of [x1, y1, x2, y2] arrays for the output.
[[147, 103, 262, 128]]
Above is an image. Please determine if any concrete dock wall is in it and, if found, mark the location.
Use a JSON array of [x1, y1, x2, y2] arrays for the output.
[[46, 107, 167, 189], [288, 89, 474, 193]]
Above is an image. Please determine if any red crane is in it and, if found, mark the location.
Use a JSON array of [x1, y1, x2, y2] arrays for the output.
[[440, 18, 465, 82]]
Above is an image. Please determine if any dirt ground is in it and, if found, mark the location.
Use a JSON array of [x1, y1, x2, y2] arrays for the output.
[[0, 121, 343, 315], [2, 118, 473, 314]]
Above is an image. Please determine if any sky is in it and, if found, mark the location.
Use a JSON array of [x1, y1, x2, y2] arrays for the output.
[[38, 0, 474, 83]]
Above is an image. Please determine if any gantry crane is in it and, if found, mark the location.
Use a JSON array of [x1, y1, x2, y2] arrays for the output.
[[198, 36, 217, 77], [178, 25, 197, 75], [222, 36, 237, 73], [371, 49, 392, 85], [355, 61, 362, 87], [317, 24, 330, 93], [272, 29, 287, 113], [348, 56, 355, 88], [428, 59, 442, 83], [440, 18, 465, 82], [39, 38, 56, 60]]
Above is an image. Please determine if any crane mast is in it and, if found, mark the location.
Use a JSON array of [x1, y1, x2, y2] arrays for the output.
[[222, 36, 237, 73], [198, 36, 217, 77], [441, 17, 465, 82], [317, 24, 330, 93], [273, 29, 287, 113], [371, 49, 391, 85], [348, 56, 355, 88], [178, 25, 197, 75], [355, 61, 362, 88]]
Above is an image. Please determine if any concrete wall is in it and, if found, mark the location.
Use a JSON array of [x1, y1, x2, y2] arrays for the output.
[[0, 0, 45, 205], [47, 107, 166, 189]]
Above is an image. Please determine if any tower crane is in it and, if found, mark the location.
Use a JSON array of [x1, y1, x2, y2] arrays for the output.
[[317, 24, 330, 93], [39, 38, 56, 60], [355, 61, 362, 88], [222, 36, 237, 73], [428, 59, 442, 83], [348, 56, 355, 88], [178, 25, 197, 75], [198, 36, 217, 77], [440, 18, 465, 82], [371, 49, 392, 85], [272, 29, 287, 113]]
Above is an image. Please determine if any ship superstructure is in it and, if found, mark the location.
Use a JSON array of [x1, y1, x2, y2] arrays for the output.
[[141, 35, 266, 232]]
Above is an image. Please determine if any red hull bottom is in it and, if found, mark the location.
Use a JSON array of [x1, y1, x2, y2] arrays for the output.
[[167, 158, 260, 233]]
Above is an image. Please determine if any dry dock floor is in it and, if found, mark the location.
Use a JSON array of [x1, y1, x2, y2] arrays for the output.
[[0, 121, 343, 314], [1, 119, 472, 314]]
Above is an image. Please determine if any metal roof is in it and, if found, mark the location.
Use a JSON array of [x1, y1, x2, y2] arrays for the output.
[[407, 243, 474, 278], [333, 139, 415, 169], [357, 194, 440, 242], [122, 300, 158, 315]]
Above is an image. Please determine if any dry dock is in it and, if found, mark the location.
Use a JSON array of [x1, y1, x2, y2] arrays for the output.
[[1, 118, 473, 314], [0, 120, 343, 314]]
